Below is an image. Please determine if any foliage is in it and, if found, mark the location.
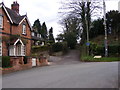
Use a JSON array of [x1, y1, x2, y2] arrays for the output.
[[59, 1, 102, 45], [106, 10, 120, 35], [89, 19, 104, 39], [89, 41, 120, 57], [62, 42, 68, 53], [81, 56, 120, 62], [65, 32, 77, 49], [2, 56, 11, 68], [90, 10, 120, 40], [48, 27, 55, 44], [56, 34, 65, 42], [32, 45, 49, 53], [59, 16, 80, 49], [108, 45, 120, 57], [23, 56, 28, 64], [41, 22, 48, 40], [51, 42, 63, 52], [32, 19, 41, 34]]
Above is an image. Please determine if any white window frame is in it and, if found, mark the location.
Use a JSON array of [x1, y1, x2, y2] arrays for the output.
[[9, 39, 25, 56], [0, 15, 3, 29], [22, 24, 26, 35], [9, 45, 15, 56], [21, 45, 26, 56]]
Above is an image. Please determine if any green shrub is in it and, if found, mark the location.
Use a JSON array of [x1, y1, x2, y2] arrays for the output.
[[81, 55, 120, 62], [2, 56, 11, 68], [108, 45, 120, 56], [89, 42, 120, 57], [62, 42, 68, 53], [52, 42, 63, 52], [23, 56, 28, 64], [32, 45, 49, 53]]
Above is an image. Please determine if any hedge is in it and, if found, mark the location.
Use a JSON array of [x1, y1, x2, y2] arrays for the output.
[[51, 42, 63, 52], [32, 45, 49, 53], [51, 42, 68, 53], [90, 43, 120, 56], [2, 56, 11, 68]]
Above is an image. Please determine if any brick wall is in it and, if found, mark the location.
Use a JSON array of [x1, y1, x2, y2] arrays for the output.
[[1, 6, 32, 57]]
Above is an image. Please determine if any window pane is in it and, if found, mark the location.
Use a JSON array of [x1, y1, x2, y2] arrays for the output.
[[0, 15, 3, 28], [9, 45, 14, 56], [22, 24, 26, 34]]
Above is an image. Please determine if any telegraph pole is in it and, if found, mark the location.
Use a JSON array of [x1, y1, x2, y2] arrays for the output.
[[103, 0, 108, 57]]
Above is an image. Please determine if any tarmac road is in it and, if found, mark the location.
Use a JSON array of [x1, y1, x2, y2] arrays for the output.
[[2, 50, 119, 88]]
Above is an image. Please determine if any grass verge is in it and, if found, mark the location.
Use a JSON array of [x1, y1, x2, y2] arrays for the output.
[[81, 56, 120, 62]]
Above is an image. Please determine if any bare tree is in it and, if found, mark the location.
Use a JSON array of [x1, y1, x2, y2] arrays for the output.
[[59, 0, 102, 44]]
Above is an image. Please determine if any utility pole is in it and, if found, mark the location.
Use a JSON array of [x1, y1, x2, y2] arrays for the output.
[[103, 0, 108, 57], [86, 0, 90, 55]]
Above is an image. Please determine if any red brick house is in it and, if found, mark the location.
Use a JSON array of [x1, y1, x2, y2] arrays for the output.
[[0, 2, 32, 66]]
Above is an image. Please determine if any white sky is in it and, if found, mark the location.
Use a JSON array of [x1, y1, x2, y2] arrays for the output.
[[0, 0, 119, 38]]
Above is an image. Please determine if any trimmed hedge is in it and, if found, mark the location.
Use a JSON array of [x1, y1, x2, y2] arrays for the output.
[[2, 56, 11, 68], [32, 45, 49, 53], [51, 42, 68, 53], [52, 42, 63, 52], [89, 43, 120, 56]]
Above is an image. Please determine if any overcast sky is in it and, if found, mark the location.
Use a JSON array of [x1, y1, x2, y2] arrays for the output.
[[0, 0, 119, 37]]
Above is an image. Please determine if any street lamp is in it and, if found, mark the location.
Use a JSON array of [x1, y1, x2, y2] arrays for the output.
[[103, 0, 108, 57]]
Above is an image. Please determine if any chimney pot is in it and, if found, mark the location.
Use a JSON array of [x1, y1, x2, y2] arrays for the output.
[[11, 1, 19, 14]]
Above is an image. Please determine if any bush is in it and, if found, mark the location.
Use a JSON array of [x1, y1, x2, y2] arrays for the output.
[[2, 56, 11, 68], [62, 42, 68, 53], [32, 45, 49, 53], [89, 42, 120, 57], [52, 42, 63, 52], [108, 45, 120, 56], [23, 56, 28, 64], [81, 55, 120, 62]]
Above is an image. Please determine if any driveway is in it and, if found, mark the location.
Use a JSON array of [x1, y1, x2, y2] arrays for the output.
[[49, 50, 81, 65], [2, 50, 119, 88]]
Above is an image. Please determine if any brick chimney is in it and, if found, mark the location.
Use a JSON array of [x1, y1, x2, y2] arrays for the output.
[[11, 1, 19, 14]]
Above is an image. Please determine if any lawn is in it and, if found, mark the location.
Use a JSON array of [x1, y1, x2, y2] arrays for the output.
[[81, 56, 120, 62]]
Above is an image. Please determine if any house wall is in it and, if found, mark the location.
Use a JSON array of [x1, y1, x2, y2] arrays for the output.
[[0, 7, 11, 56], [0, 7, 32, 57]]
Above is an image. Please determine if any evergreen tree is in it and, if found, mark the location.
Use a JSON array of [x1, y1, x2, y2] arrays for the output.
[[41, 22, 48, 40], [32, 19, 41, 34], [48, 27, 55, 44]]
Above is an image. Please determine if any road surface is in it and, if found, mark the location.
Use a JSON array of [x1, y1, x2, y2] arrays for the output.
[[2, 50, 119, 88]]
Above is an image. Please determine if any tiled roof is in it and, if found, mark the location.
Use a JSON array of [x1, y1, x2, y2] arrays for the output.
[[0, 2, 31, 27], [5, 7, 26, 25]]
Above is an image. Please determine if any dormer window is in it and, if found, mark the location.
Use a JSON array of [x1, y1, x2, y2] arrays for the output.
[[0, 15, 3, 29], [22, 24, 26, 35]]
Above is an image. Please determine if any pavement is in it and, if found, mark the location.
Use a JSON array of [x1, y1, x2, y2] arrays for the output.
[[2, 50, 119, 88]]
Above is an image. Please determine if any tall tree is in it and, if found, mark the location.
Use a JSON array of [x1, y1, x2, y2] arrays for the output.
[[41, 22, 48, 40], [32, 19, 41, 34], [59, 0, 102, 45], [106, 10, 120, 35], [59, 16, 80, 49], [48, 27, 55, 44], [89, 18, 104, 39]]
